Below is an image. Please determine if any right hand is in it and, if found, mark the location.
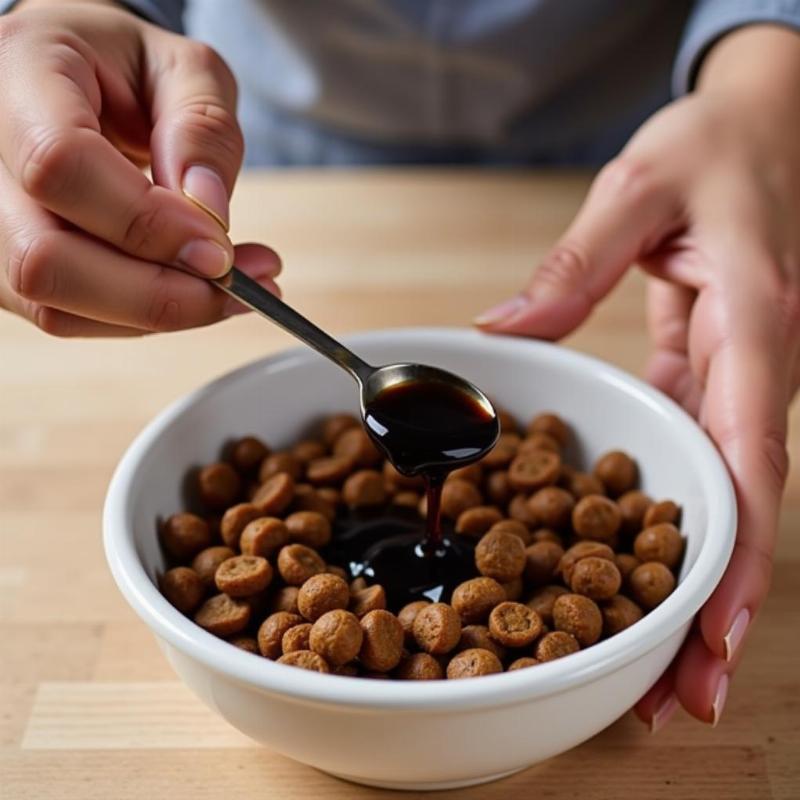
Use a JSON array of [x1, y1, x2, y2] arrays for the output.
[[0, 1, 281, 337]]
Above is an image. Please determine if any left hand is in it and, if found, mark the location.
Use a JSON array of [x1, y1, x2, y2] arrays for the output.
[[476, 24, 800, 729]]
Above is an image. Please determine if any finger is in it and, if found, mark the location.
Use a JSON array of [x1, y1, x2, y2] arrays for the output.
[[475, 158, 683, 338], [633, 661, 679, 733], [0, 40, 233, 277], [146, 35, 243, 230]]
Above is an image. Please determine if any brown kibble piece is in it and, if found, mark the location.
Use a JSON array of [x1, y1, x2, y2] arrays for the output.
[[561, 468, 605, 499], [615, 553, 641, 583], [240, 517, 289, 558], [440, 479, 483, 519], [634, 523, 684, 569], [525, 584, 569, 625], [559, 541, 615, 584], [519, 432, 561, 455], [552, 593, 602, 646], [527, 487, 575, 530], [629, 562, 676, 610], [269, 586, 300, 614], [297, 573, 350, 621], [413, 603, 462, 654], [191, 545, 235, 589], [333, 428, 381, 468], [359, 609, 404, 672], [282, 622, 312, 653], [252, 472, 295, 516], [277, 650, 330, 672], [350, 585, 387, 617], [526, 412, 570, 446], [220, 503, 261, 549], [508, 451, 561, 492], [292, 439, 326, 465], [306, 455, 354, 486], [343, 470, 387, 508], [198, 462, 241, 510], [569, 556, 622, 600], [397, 600, 430, 644], [488, 518, 531, 545], [485, 469, 514, 507], [194, 593, 250, 637], [308, 609, 363, 666], [508, 657, 540, 671], [475, 530, 526, 582], [593, 450, 638, 497], [160, 567, 204, 614], [502, 576, 524, 601], [643, 499, 681, 528], [318, 486, 341, 505], [395, 652, 444, 680], [285, 510, 332, 548], [572, 495, 622, 542], [215, 555, 273, 597], [617, 490, 653, 535], [321, 413, 360, 447], [508, 493, 539, 527], [277, 544, 326, 585], [392, 490, 421, 509], [259, 452, 302, 482], [480, 433, 521, 470], [488, 601, 543, 647], [349, 576, 368, 593], [530, 528, 562, 546], [325, 564, 348, 580], [455, 505, 503, 538], [535, 630, 580, 661], [229, 636, 259, 654], [450, 577, 506, 624], [257, 611, 303, 659], [448, 463, 483, 485], [161, 513, 211, 561], [457, 624, 506, 661], [383, 461, 425, 491], [524, 541, 565, 586], [291, 484, 336, 522], [446, 648, 502, 679], [230, 436, 269, 474], [602, 595, 644, 636]]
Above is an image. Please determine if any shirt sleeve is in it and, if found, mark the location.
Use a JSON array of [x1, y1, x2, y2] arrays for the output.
[[673, 0, 800, 94], [0, 1, 185, 32]]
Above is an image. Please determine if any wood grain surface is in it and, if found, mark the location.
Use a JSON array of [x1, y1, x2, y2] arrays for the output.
[[1, 170, 798, 799]]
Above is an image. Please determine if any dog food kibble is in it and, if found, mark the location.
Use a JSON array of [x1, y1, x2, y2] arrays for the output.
[[359, 610, 405, 672], [277, 544, 326, 585], [593, 451, 638, 497], [215, 555, 273, 597], [160, 408, 683, 679], [447, 648, 503, 679], [552, 593, 603, 646], [297, 573, 350, 621], [488, 602, 543, 647], [191, 545, 235, 589], [395, 652, 444, 680], [194, 593, 251, 637], [572, 495, 622, 542], [535, 630, 581, 661], [282, 622, 312, 654], [643, 499, 681, 528], [629, 562, 676, 609], [475, 530, 526, 582], [276, 650, 330, 672], [309, 609, 363, 665], [413, 603, 462, 654], [160, 567, 204, 613], [161, 513, 211, 560]]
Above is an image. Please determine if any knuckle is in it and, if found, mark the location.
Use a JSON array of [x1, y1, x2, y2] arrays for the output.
[[712, 420, 790, 492], [123, 193, 168, 254], [145, 268, 184, 332], [18, 127, 80, 202], [595, 156, 655, 203], [533, 243, 592, 292], [177, 100, 243, 165], [7, 234, 59, 302]]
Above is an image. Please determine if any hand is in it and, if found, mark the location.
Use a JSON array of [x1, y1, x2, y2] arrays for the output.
[[476, 25, 800, 728], [0, 1, 280, 337]]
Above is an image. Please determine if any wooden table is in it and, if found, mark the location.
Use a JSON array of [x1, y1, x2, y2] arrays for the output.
[[2, 170, 798, 799]]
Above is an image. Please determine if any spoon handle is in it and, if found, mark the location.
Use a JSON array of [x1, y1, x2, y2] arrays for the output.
[[214, 267, 373, 384]]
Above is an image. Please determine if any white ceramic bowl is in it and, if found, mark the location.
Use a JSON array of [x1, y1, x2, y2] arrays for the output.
[[104, 327, 735, 791]]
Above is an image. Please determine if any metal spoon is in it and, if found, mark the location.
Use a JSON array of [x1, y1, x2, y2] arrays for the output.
[[214, 267, 500, 468]]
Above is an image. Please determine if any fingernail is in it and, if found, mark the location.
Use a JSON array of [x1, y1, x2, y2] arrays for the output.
[[474, 295, 529, 326], [712, 674, 729, 727], [649, 692, 679, 735], [182, 165, 230, 231], [723, 608, 749, 662], [177, 238, 232, 278]]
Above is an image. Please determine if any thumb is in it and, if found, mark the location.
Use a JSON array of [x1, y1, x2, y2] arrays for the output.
[[146, 35, 244, 231], [475, 159, 680, 339]]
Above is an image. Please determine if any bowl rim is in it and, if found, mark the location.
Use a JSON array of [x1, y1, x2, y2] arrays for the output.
[[103, 326, 736, 711]]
